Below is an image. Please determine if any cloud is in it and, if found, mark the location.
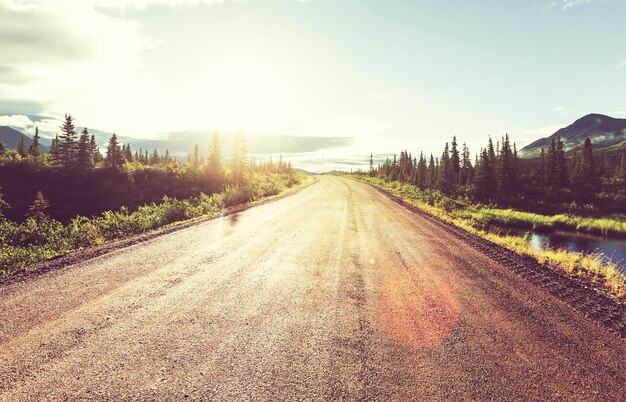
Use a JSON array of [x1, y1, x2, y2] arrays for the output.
[[0, 114, 62, 138], [539, 0, 599, 11]]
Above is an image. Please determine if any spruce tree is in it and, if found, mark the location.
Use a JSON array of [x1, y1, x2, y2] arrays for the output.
[[193, 144, 200, 167], [77, 128, 93, 171], [17, 136, 27, 157], [451, 136, 460, 183], [49, 134, 61, 168], [58, 114, 78, 169], [369, 153, 374, 177], [0, 142, 5, 157], [105, 134, 124, 169], [438, 143, 455, 194], [572, 138, 598, 202], [230, 134, 247, 187], [90, 134, 101, 165], [208, 131, 224, 188], [427, 154, 436, 188], [27, 191, 49, 223], [460, 142, 472, 187], [28, 127, 41, 157]]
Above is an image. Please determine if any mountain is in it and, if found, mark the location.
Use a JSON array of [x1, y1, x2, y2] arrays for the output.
[[114, 132, 353, 158], [520, 114, 626, 157], [0, 126, 50, 153]]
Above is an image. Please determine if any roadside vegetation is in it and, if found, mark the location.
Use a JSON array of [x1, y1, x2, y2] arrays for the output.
[[351, 133, 626, 299], [355, 176, 625, 299], [0, 114, 308, 275]]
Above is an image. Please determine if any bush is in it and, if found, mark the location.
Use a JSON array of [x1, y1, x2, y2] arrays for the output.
[[0, 172, 305, 275]]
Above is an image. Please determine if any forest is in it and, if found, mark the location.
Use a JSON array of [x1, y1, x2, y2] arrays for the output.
[[367, 135, 626, 215], [0, 114, 304, 274]]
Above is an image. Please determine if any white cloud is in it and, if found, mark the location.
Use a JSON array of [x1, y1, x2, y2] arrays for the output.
[[539, 0, 599, 11]]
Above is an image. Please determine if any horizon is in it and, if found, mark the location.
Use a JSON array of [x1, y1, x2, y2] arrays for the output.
[[1, 0, 625, 170]]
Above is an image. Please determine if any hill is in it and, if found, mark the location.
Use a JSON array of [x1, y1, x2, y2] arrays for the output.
[[0, 126, 50, 153], [520, 114, 626, 158]]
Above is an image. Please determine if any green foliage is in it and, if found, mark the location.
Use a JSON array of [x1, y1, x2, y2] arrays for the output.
[[0, 172, 305, 276], [354, 174, 626, 299]]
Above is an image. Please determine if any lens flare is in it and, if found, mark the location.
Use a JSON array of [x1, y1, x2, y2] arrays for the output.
[[378, 266, 459, 347]]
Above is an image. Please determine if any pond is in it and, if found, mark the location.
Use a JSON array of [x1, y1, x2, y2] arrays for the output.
[[509, 229, 626, 274]]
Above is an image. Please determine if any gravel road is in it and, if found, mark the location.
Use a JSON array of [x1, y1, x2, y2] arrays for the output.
[[1, 176, 624, 401]]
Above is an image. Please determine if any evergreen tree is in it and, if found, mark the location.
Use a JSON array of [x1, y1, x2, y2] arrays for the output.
[[208, 131, 224, 188], [369, 153, 374, 176], [616, 153, 626, 190], [105, 134, 124, 169], [230, 134, 247, 187], [28, 127, 41, 157], [58, 114, 78, 169], [460, 142, 472, 187], [27, 191, 49, 223], [77, 128, 93, 171], [417, 152, 427, 188], [437, 142, 455, 194], [49, 134, 61, 168], [427, 154, 436, 188], [497, 134, 516, 197], [17, 136, 27, 157], [193, 144, 200, 167], [0, 142, 5, 157], [572, 138, 598, 202], [450, 136, 460, 183], [89, 134, 101, 164], [150, 149, 160, 165]]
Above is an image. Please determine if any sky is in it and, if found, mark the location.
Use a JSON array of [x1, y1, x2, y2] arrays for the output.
[[1, 0, 625, 170]]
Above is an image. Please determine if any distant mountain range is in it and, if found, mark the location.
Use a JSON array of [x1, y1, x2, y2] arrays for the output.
[[0, 126, 51, 152], [520, 114, 626, 157], [0, 124, 352, 158]]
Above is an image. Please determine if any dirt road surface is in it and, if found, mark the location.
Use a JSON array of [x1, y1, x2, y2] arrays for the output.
[[1, 176, 624, 401]]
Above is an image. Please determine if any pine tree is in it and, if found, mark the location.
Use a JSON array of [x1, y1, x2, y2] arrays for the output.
[[208, 131, 224, 188], [193, 144, 200, 167], [616, 154, 626, 190], [539, 148, 546, 187], [105, 134, 124, 169], [28, 127, 41, 157], [369, 153, 374, 176], [27, 191, 49, 223], [450, 136, 460, 184], [89, 134, 101, 165], [417, 152, 427, 188], [17, 136, 27, 157], [438, 142, 455, 194], [230, 134, 247, 187], [77, 128, 93, 171], [497, 134, 515, 197], [58, 114, 78, 169], [0, 142, 5, 157], [572, 138, 598, 202], [150, 149, 160, 165], [49, 134, 61, 168], [427, 154, 436, 188], [460, 142, 472, 187]]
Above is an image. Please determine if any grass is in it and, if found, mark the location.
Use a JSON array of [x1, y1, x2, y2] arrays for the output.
[[0, 172, 310, 276], [352, 174, 626, 299]]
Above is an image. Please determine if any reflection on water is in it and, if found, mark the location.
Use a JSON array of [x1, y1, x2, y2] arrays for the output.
[[512, 230, 626, 274]]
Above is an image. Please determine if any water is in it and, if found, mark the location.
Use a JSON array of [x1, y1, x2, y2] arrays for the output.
[[510, 230, 626, 274]]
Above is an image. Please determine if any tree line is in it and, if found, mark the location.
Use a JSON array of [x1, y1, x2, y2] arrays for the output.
[[0, 114, 295, 222], [368, 134, 626, 212]]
